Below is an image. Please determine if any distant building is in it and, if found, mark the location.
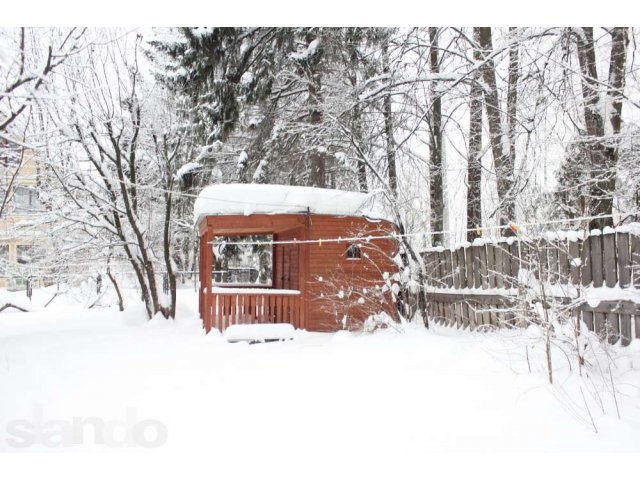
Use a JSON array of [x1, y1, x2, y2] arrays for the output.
[[0, 138, 49, 290]]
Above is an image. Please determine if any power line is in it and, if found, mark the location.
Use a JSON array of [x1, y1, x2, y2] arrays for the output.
[[11, 156, 640, 249], [5, 211, 637, 272], [207, 210, 640, 247]]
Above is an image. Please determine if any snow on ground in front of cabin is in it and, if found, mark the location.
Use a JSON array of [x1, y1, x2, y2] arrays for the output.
[[1, 286, 640, 469], [224, 322, 296, 342]]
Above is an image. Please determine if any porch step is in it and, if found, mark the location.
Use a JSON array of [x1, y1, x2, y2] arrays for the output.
[[224, 323, 295, 343]]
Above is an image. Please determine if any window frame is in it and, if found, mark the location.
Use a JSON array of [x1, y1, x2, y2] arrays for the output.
[[346, 243, 362, 261]]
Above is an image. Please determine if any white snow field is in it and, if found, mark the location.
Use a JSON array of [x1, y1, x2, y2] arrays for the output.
[[1, 286, 639, 467]]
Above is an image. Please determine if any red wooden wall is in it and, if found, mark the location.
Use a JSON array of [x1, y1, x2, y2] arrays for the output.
[[305, 215, 399, 331], [198, 214, 399, 332]]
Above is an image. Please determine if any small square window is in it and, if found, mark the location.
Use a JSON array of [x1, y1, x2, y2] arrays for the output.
[[346, 244, 362, 260]]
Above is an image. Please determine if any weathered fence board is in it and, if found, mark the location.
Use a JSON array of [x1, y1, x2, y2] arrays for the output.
[[618, 233, 631, 288], [631, 234, 640, 288], [603, 233, 617, 288]]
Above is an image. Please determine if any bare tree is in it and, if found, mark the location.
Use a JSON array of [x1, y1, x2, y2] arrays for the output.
[[428, 27, 444, 246], [467, 32, 484, 242], [1, 28, 85, 138], [506, 27, 520, 181], [574, 27, 629, 229], [475, 27, 514, 230], [48, 33, 185, 319], [381, 34, 399, 198], [0, 28, 86, 220]]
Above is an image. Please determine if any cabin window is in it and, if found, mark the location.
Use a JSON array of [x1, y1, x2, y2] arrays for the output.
[[212, 234, 273, 286], [346, 243, 362, 260]]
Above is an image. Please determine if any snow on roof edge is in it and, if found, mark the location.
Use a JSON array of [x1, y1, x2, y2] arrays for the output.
[[193, 183, 396, 225]]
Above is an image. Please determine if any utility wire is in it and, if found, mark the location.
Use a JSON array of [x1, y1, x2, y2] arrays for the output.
[[207, 210, 640, 247]]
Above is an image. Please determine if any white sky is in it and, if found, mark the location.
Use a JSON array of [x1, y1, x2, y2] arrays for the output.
[[0, 1, 636, 27]]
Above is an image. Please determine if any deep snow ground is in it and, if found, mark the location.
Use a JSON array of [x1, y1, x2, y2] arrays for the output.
[[1, 285, 639, 468]]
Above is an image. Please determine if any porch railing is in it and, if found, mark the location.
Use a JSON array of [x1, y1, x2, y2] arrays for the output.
[[206, 287, 302, 331]]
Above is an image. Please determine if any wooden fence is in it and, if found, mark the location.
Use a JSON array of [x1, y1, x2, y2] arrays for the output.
[[421, 228, 640, 346]]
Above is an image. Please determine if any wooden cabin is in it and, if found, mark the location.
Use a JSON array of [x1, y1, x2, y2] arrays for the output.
[[195, 184, 400, 332]]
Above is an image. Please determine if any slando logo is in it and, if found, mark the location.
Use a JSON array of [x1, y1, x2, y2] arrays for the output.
[[4, 405, 168, 449]]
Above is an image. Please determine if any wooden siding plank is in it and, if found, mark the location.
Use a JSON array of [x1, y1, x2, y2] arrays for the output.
[[509, 242, 520, 288], [444, 250, 454, 288], [500, 243, 513, 289], [518, 241, 532, 281], [452, 249, 460, 290], [581, 236, 592, 286], [558, 240, 569, 284], [583, 311, 595, 332], [465, 246, 474, 290], [591, 235, 604, 287], [472, 245, 482, 289], [462, 301, 470, 330], [479, 244, 489, 289], [457, 247, 466, 289], [620, 314, 632, 346], [222, 294, 228, 331], [548, 242, 559, 284], [606, 312, 620, 344], [595, 311, 607, 341], [486, 244, 496, 289], [603, 232, 617, 289], [494, 245, 504, 289], [617, 232, 631, 288], [569, 240, 581, 285], [632, 235, 640, 288], [539, 240, 549, 283]]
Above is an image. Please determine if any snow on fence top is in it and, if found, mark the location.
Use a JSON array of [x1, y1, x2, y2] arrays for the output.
[[193, 183, 394, 224], [421, 222, 640, 253]]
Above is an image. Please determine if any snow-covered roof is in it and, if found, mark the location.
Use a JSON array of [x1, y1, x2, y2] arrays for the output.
[[193, 183, 394, 224]]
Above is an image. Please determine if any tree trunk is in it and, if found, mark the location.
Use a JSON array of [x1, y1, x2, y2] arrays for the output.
[[506, 27, 519, 181], [352, 100, 368, 192], [163, 187, 177, 319], [382, 36, 398, 197], [475, 27, 514, 229], [308, 74, 325, 188], [467, 35, 483, 242], [348, 81, 367, 192], [305, 33, 325, 188], [608, 28, 630, 221], [429, 27, 444, 246], [608, 28, 630, 137], [576, 27, 628, 229], [106, 257, 124, 312]]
